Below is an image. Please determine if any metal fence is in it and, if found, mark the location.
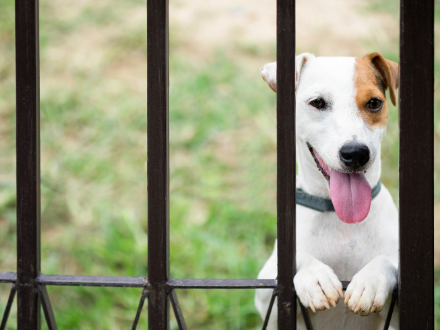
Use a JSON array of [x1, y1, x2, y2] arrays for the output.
[[0, 0, 434, 329]]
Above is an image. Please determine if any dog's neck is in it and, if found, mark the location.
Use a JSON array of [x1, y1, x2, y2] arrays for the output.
[[296, 139, 382, 199]]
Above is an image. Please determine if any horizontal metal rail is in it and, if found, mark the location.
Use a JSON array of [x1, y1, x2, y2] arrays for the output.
[[0, 273, 359, 290], [167, 279, 277, 289], [37, 274, 148, 287], [1, 274, 397, 330], [0, 273, 16, 284]]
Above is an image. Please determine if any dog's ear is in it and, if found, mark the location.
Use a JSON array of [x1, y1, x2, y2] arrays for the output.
[[260, 61, 277, 92], [363, 52, 399, 106], [295, 53, 314, 90], [260, 53, 315, 93]]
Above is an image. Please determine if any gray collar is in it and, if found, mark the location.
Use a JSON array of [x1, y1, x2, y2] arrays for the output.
[[296, 181, 382, 212]]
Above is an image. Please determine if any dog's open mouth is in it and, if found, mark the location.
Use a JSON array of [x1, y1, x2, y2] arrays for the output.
[[307, 143, 372, 224], [308, 144, 331, 182]]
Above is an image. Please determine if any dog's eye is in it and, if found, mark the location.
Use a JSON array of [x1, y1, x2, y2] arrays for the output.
[[309, 98, 327, 110], [366, 98, 383, 112]]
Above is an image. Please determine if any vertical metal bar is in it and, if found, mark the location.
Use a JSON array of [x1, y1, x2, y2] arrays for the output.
[[147, 0, 170, 327], [0, 285, 17, 330], [169, 290, 187, 330], [276, 0, 296, 328], [132, 289, 148, 330], [38, 286, 58, 330], [399, 1, 434, 329], [15, 0, 41, 328]]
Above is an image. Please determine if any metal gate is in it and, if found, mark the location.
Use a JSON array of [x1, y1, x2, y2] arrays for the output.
[[0, 0, 434, 329]]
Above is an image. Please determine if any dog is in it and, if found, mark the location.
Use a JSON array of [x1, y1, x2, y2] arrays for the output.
[[255, 53, 399, 330]]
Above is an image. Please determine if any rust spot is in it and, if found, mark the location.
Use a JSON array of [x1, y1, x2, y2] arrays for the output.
[[282, 302, 292, 310], [354, 57, 389, 128]]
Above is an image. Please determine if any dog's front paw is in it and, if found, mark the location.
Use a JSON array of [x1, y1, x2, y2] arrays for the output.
[[294, 259, 343, 313], [345, 257, 397, 316]]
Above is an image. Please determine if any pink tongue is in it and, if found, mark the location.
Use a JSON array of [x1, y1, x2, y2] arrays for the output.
[[330, 170, 372, 223]]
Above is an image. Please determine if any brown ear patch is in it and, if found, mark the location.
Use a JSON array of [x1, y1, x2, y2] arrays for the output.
[[354, 57, 389, 128], [363, 52, 399, 105]]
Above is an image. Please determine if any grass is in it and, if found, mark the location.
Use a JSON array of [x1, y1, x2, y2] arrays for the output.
[[0, 0, 438, 328]]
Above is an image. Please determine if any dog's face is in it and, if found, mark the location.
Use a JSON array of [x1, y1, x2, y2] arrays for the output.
[[260, 53, 398, 223]]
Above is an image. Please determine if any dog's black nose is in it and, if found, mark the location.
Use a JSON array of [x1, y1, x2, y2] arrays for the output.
[[339, 143, 370, 169]]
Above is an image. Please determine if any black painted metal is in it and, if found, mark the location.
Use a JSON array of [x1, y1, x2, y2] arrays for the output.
[[340, 281, 349, 291], [298, 297, 314, 330], [37, 275, 276, 289], [0, 285, 16, 330], [132, 289, 149, 330], [0, 273, 16, 284], [38, 274, 148, 287], [276, 0, 297, 328], [3, 270, 397, 329], [38, 286, 58, 330], [399, 1, 434, 329], [383, 289, 397, 330], [168, 279, 277, 289], [262, 290, 277, 330], [296, 285, 397, 330], [7, 0, 433, 327], [147, 0, 170, 327], [169, 290, 187, 330], [15, 0, 41, 328]]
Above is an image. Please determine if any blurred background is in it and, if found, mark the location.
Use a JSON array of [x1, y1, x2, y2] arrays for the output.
[[0, 0, 438, 328]]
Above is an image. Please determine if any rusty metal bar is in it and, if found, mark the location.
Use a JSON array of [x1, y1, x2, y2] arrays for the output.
[[15, 0, 41, 328], [147, 0, 170, 327], [399, 0, 434, 329], [276, 0, 297, 328]]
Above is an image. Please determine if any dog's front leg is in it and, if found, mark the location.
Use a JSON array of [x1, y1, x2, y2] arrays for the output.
[[344, 256, 397, 316], [294, 252, 344, 312]]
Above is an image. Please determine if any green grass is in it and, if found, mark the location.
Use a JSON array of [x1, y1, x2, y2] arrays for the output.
[[0, 0, 438, 328]]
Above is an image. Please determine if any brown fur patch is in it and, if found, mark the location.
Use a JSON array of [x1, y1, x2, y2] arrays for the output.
[[363, 52, 399, 105], [354, 57, 389, 128]]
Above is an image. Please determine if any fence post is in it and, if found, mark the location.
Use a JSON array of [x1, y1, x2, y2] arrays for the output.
[[147, 0, 170, 328], [399, 0, 434, 329], [15, 0, 41, 328], [277, 0, 297, 328]]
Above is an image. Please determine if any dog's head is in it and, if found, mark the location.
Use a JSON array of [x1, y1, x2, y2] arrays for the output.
[[260, 53, 398, 224]]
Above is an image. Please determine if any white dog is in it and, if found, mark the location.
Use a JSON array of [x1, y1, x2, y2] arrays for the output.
[[255, 53, 399, 330]]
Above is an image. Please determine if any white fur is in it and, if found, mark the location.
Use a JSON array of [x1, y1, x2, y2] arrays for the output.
[[255, 54, 399, 329]]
